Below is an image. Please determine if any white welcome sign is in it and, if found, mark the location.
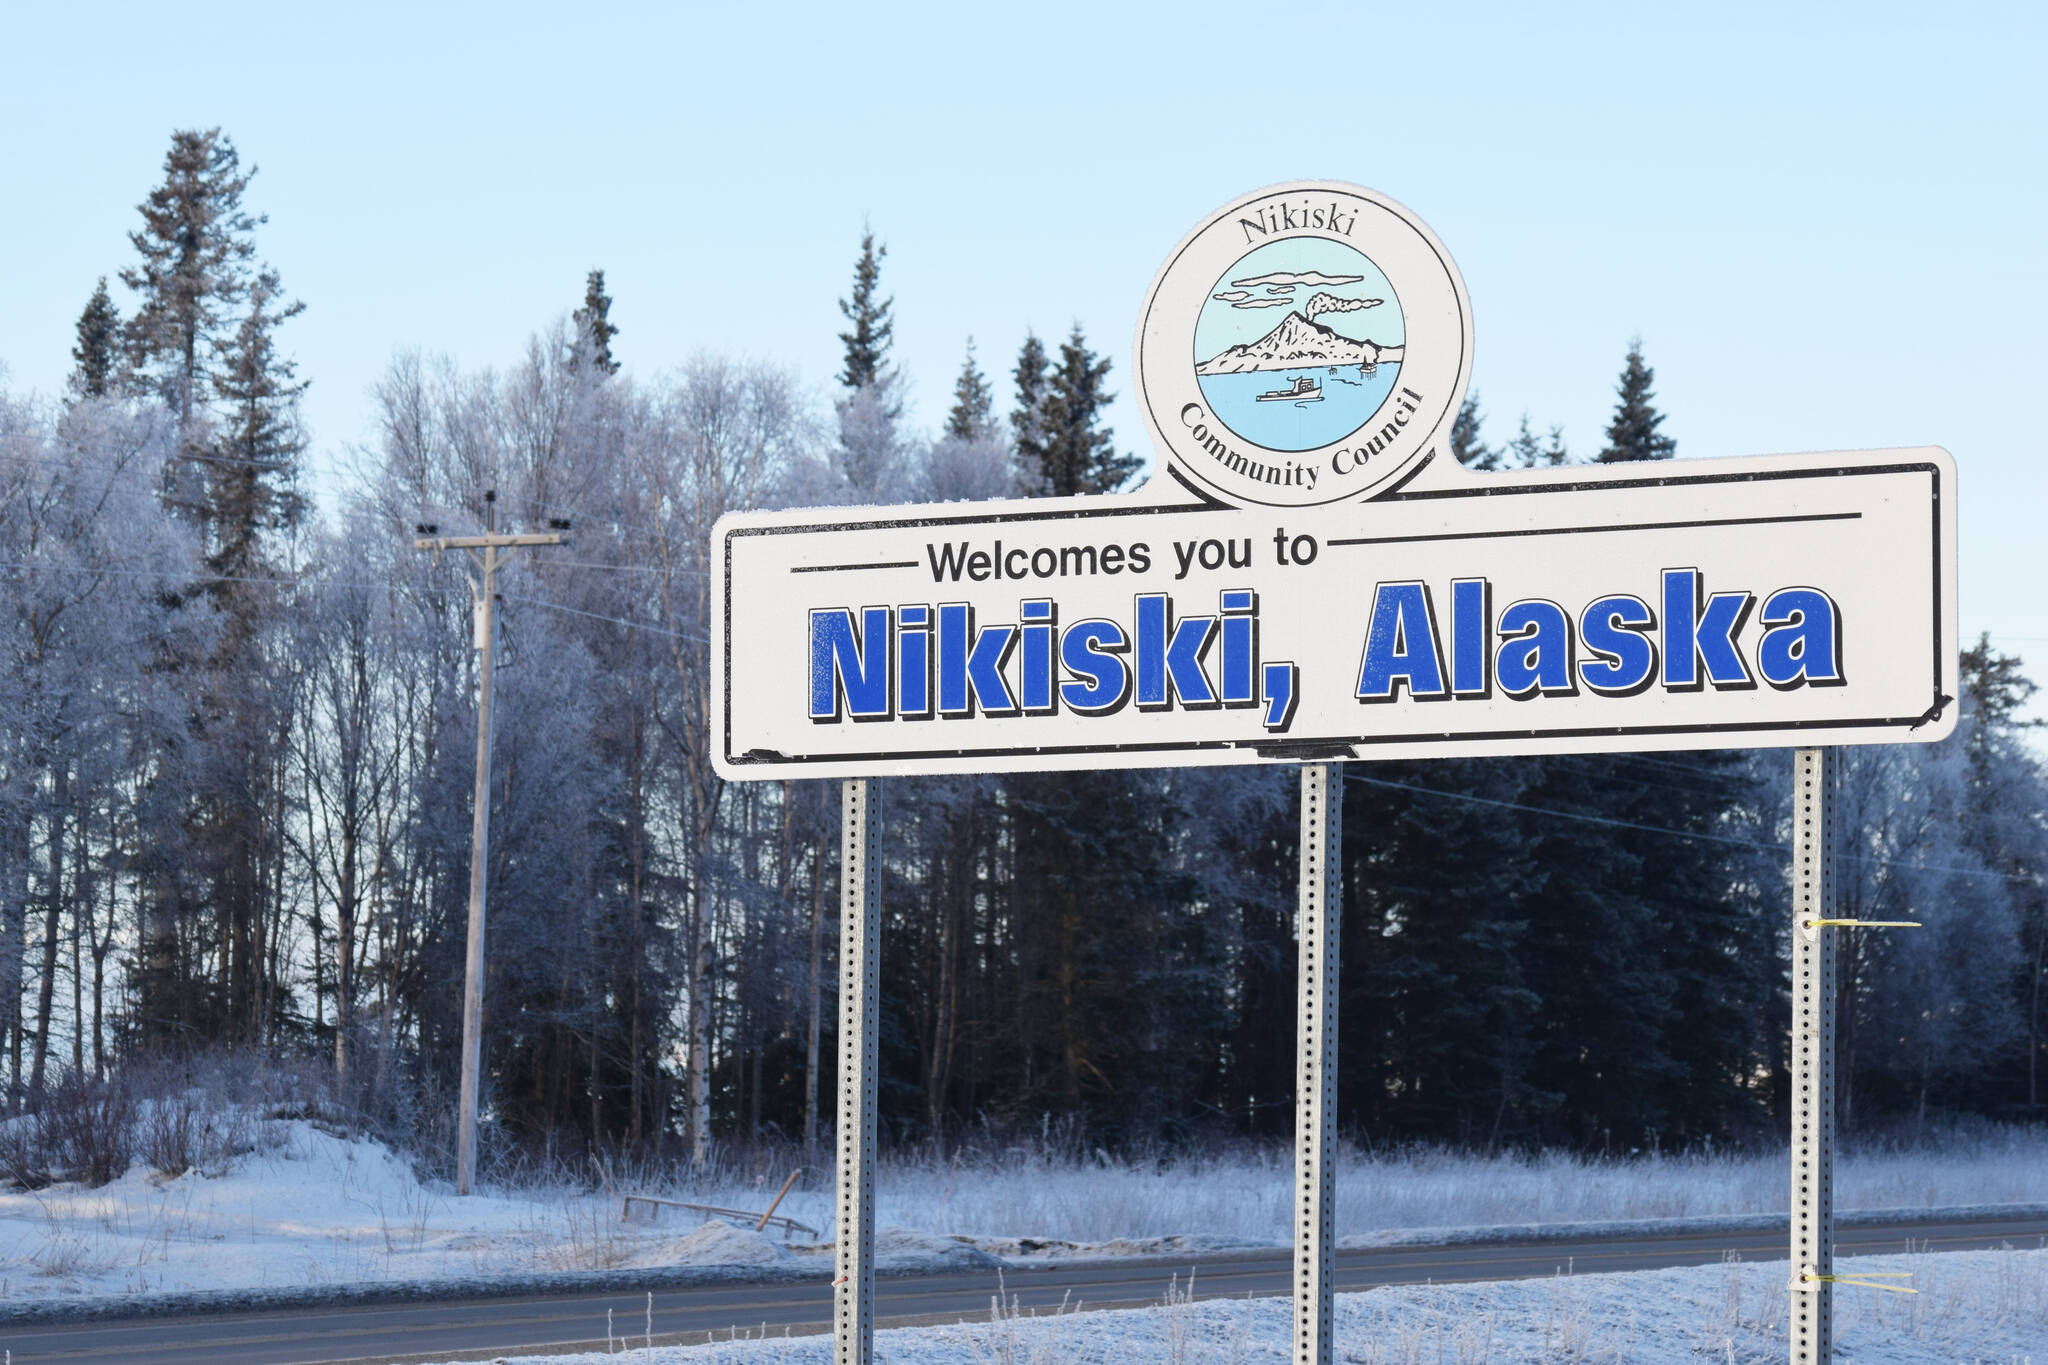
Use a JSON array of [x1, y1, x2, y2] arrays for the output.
[[712, 183, 1955, 780]]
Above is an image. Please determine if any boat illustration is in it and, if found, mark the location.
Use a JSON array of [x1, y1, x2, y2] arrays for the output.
[[1256, 376, 1322, 402]]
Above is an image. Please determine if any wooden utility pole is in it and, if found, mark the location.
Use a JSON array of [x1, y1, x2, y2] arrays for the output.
[[414, 490, 567, 1196]]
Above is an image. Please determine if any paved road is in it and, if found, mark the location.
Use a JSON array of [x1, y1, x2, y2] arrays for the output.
[[8, 1213, 2046, 1364]]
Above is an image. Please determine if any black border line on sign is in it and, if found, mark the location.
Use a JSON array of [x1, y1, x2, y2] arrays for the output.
[[721, 461, 1945, 768], [1328, 510, 1860, 549]]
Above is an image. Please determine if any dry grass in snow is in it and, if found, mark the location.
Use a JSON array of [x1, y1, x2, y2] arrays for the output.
[[684, 1121, 2048, 1248]]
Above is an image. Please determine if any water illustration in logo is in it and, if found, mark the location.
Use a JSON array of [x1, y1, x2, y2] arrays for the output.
[[1193, 237, 1406, 453]]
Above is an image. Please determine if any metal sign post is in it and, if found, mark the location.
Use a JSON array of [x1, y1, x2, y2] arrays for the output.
[[835, 778, 880, 1364], [1294, 764, 1343, 1364], [1790, 748, 1840, 1362]]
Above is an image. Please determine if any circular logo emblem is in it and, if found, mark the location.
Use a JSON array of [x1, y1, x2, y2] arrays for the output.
[[1135, 182, 1471, 507]]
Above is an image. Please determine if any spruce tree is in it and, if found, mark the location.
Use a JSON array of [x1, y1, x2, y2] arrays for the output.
[[1504, 415, 1569, 469], [118, 130, 299, 1049], [1450, 393, 1497, 470], [121, 128, 259, 424], [571, 268, 619, 375], [208, 267, 308, 582], [945, 337, 993, 441], [1036, 324, 1138, 496], [1003, 329, 1173, 1135], [1598, 339, 1676, 463], [70, 278, 122, 398], [1011, 331, 1049, 489], [1332, 759, 1546, 1144], [1510, 357, 1765, 1142], [836, 228, 896, 398]]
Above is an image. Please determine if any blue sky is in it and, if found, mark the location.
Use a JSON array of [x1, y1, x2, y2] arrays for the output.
[[4, 1, 2045, 694]]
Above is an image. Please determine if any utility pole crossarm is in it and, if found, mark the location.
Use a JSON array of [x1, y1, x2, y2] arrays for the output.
[[412, 532, 568, 551]]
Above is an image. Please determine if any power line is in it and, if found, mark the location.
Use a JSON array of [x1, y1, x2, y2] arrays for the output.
[[0, 553, 702, 590], [498, 591, 708, 644], [534, 557, 707, 578], [1343, 770, 2040, 884], [1347, 769, 1777, 852]]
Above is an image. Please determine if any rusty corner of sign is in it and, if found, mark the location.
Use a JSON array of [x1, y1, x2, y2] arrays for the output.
[[1251, 740, 1359, 762], [1910, 693, 1954, 730]]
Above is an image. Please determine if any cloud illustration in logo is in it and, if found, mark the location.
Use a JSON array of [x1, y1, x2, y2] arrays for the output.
[[1264, 284, 1297, 294], [1303, 292, 1385, 322], [1231, 297, 1296, 308], [1229, 271, 1366, 290], [1211, 290, 1252, 303]]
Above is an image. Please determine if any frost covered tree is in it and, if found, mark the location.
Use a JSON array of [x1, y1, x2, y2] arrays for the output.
[[0, 392, 199, 1100], [16, 144, 2048, 1161], [921, 339, 1009, 502], [834, 383, 908, 504], [1831, 736, 2023, 1128], [1947, 638, 2046, 1113], [919, 429, 1013, 502]]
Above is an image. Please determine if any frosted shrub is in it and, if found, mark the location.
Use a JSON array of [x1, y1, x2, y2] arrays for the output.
[[15, 1071, 137, 1188], [138, 1086, 256, 1178]]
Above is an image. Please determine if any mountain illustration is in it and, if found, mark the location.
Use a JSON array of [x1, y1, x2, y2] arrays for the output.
[[1195, 311, 1403, 375]]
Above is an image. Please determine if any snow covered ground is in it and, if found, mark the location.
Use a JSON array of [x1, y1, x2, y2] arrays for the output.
[[0, 1121, 760, 1301], [439, 1248, 2048, 1363], [2, 1117, 2046, 1303]]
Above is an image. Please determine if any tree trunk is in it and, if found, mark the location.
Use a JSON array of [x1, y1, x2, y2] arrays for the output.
[[628, 722, 646, 1148], [1, 809, 33, 1112], [30, 771, 68, 1098], [803, 822, 827, 1156], [687, 883, 713, 1167], [335, 811, 358, 1081], [67, 793, 87, 1080], [2028, 908, 2044, 1110]]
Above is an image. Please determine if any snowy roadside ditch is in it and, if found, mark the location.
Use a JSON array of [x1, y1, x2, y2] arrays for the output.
[[3, 1117, 2046, 1324], [420, 1248, 2048, 1364]]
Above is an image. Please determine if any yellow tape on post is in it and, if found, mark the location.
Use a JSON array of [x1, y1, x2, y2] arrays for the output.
[[1800, 1271, 1918, 1294]]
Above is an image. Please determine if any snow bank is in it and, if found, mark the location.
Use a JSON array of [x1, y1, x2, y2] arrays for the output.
[[0, 1118, 700, 1302], [874, 1227, 1001, 1273]]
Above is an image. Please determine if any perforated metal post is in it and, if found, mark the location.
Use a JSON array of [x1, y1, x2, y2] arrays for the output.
[[1790, 748, 1839, 1364], [1294, 763, 1343, 1365], [835, 779, 879, 1365]]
